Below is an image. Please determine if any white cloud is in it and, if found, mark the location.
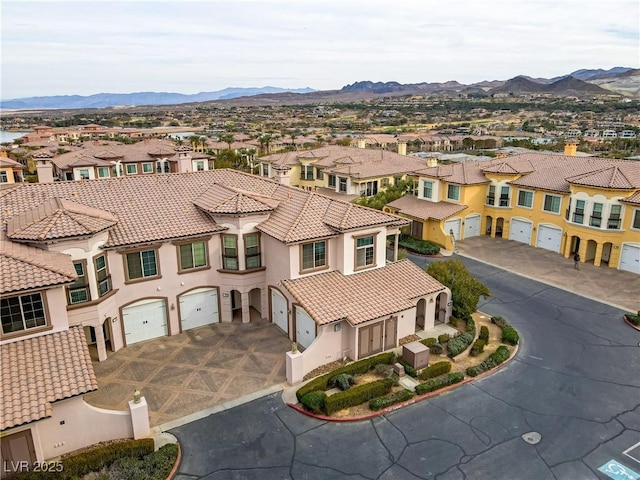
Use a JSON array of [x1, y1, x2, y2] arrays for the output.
[[1, 0, 638, 98]]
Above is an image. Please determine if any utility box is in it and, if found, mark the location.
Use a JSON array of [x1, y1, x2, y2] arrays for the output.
[[402, 342, 430, 370]]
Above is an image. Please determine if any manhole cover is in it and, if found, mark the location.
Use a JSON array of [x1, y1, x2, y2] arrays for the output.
[[522, 432, 541, 445]]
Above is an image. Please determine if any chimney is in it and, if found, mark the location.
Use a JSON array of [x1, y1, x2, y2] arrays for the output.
[[397, 141, 407, 156], [273, 164, 291, 186], [36, 159, 54, 183], [357, 139, 366, 149], [564, 139, 578, 156], [426, 157, 438, 168]]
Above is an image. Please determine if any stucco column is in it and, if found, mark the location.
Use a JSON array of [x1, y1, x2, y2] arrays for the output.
[[241, 291, 251, 324], [394, 232, 399, 262], [128, 397, 150, 439], [593, 243, 603, 267], [94, 324, 108, 362], [488, 218, 496, 238]]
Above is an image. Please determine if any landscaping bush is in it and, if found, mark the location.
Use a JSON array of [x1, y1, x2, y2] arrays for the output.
[[417, 361, 452, 381], [466, 346, 511, 377], [369, 389, 415, 411], [438, 333, 450, 344], [397, 359, 417, 378], [479, 325, 489, 344], [491, 316, 508, 328], [107, 443, 178, 480], [328, 373, 355, 391], [465, 316, 476, 335], [447, 332, 474, 357], [415, 372, 464, 395], [421, 337, 438, 347], [325, 378, 394, 415], [625, 312, 640, 326], [428, 343, 443, 355], [374, 363, 394, 377], [398, 235, 441, 255], [296, 352, 395, 401], [300, 391, 327, 414], [501, 325, 519, 345], [449, 317, 459, 328], [470, 339, 486, 356]]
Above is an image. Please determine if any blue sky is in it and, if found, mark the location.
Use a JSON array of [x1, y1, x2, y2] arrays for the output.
[[2, 0, 639, 99]]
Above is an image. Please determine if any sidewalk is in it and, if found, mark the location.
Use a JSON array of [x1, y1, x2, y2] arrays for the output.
[[456, 236, 640, 313]]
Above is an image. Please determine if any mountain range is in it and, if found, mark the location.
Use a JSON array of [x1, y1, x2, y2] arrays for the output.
[[1, 67, 638, 110]]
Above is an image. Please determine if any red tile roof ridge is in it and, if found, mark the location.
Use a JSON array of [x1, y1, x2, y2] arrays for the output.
[[0, 236, 77, 280], [283, 193, 317, 243]]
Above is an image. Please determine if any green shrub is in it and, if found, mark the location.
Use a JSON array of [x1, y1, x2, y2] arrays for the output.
[[625, 312, 640, 326], [501, 326, 519, 345], [470, 339, 486, 356], [369, 389, 415, 411], [398, 235, 441, 255], [466, 317, 476, 334], [421, 337, 438, 347], [466, 345, 511, 377], [107, 443, 178, 480], [296, 352, 395, 401], [328, 373, 355, 391], [491, 316, 507, 328], [417, 361, 451, 381], [374, 363, 394, 377], [325, 378, 394, 415], [447, 332, 474, 357], [479, 325, 489, 343], [397, 359, 417, 378], [300, 391, 327, 414], [438, 333, 450, 344], [429, 343, 443, 355], [449, 317, 459, 328], [415, 372, 464, 395]]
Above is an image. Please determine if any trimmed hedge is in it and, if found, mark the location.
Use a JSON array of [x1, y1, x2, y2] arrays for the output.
[[415, 372, 464, 395], [421, 337, 438, 347], [501, 326, 519, 345], [106, 443, 178, 480], [479, 325, 489, 343], [329, 373, 355, 391], [438, 333, 451, 344], [300, 391, 327, 414], [16, 439, 155, 480], [416, 361, 452, 381], [466, 316, 476, 334], [470, 339, 486, 356], [447, 332, 474, 357], [369, 389, 415, 411], [296, 352, 395, 401], [625, 312, 640, 326], [397, 359, 417, 378], [325, 378, 394, 415], [428, 343, 443, 355], [466, 345, 511, 377], [398, 235, 441, 255]]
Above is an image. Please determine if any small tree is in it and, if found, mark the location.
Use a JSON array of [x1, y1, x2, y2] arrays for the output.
[[426, 258, 491, 319]]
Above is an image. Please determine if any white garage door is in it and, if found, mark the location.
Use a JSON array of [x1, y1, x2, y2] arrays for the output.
[[619, 244, 640, 275], [295, 306, 316, 349], [271, 288, 288, 334], [123, 299, 167, 345], [509, 219, 533, 245], [536, 225, 562, 253], [179, 288, 219, 331], [444, 218, 461, 240], [464, 215, 481, 239]]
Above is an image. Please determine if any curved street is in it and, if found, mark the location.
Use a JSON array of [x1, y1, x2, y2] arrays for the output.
[[170, 254, 640, 480]]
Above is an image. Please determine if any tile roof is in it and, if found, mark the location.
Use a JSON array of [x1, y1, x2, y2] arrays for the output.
[[566, 166, 638, 189], [0, 157, 25, 169], [386, 195, 468, 221], [193, 184, 279, 215], [283, 259, 446, 326], [6, 198, 118, 241], [621, 190, 640, 205], [1, 327, 98, 430], [414, 161, 491, 185], [0, 236, 77, 294]]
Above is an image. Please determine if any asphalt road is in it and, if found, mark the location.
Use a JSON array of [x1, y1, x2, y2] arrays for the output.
[[171, 255, 640, 480]]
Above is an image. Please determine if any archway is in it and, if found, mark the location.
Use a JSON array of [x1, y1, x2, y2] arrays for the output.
[[485, 215, 493, 236], [601, 242, 613, 265], [416, 298, 426, 330], [249, 287, 262, 321], [231, 289, 242, 322], [585, 240, 597, 265], [495, 218, 504, 238], [570, 235, 581, 255], [435, 292, 447, 325]]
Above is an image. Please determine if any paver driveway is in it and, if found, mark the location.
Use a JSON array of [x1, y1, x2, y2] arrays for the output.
[[84, 318, 291, 427]]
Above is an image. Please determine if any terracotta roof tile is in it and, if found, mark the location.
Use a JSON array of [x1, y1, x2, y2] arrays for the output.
[[386, 195, 468, 220], [621, 190, 640, 205], [566, 166, 637, 189], [193, 184, 279, 215], [283, 259, 446, 326], [1, 327, 98, 430]]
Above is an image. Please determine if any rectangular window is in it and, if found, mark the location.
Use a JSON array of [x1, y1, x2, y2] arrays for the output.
[[300, 165, 314, 180], [260, 163, 269, 177], [633, 210, 640, 230], [1, 293, 46, 334], [365, 180, 378, 197], [423, 181, 433, 200], [486, 185, 495, 205], [381, 178, 389, 187], [355, 235, 376, 269], [97, 167, 110, 178], [301, 241, 327, 271], [607, 205, 622, 229], [590, 203, 603, 227], [543, 194, 561, 214], [328, 174, 336, 188], [222, 235, 238, 270], [339, 177, 347, 193], [179, 241, 208, 270], [142, 162, 153, 173], [195, 161, 205, 171], [316, 168, 324, 180], [126, 164, 137, 175], [94, 254, 111, 297], [447, 184, 460, 201], [68, 261, 90, 304], [244, 233, 261, 269], [126, 250, 158, 280], [499, 186, 510, 207], [79, 169, 90, 180], [517, 190, 533, 208], [573, 200, 585, 224]]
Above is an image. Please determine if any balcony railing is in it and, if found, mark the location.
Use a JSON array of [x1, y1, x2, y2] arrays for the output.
[[486, 195, 495, 205], [573, 212, 585, 224], [607, 217, 621, 229], [589, 216, 602, 227], [499, 196, 510, 207]]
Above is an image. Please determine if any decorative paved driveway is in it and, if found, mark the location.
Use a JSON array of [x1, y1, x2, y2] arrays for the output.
[[84, 318, 291, 427]]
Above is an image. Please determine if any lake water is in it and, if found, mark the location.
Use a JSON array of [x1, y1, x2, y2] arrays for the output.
[[0, 131, 28, 143]]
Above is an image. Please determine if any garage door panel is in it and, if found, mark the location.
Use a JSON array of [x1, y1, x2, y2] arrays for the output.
[[295, 306, 316, 349], [271, 289, 288, 334], [509, 219, 532, 244], [445, 219, 461, 240], [123, 300, 167, 345], [620, 244, 640, 275], [464, 215, 481, 239], [536, 225, 562, 253], [179, 289, 219, 331]]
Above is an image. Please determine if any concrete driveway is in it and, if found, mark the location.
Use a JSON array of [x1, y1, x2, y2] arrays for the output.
[[84, 318, 291, 427]]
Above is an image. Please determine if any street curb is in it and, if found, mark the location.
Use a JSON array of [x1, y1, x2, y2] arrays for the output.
[[623, 315, 640, 331], [165, 442, 181, 480], [287, 343, 519, 422]]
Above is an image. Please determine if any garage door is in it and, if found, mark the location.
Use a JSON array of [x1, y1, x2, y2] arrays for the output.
[[509, 219, 532, 245], [179, 288, 219, 331], [536, 225, 562, 253], [271, 288, 288, 334], [295, 306, 316, 349], [619, 244, 640, 275], [122, 299, 167, 345], [464, 215, 481, 239], [444, 218, 461, 240]]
